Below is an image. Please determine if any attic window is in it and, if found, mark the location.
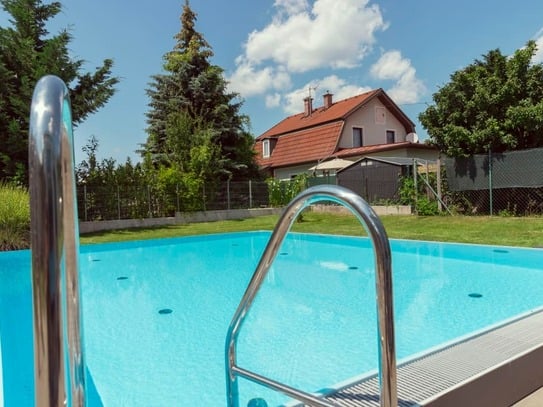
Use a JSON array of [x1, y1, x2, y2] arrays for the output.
[[263, 139, 270, 158]]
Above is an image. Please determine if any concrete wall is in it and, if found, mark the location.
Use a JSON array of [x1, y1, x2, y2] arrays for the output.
[[79, 202, 412, 234], [310, 204, 412, 216], [79, 207, 283, 234], [274, 163, 313, 180]]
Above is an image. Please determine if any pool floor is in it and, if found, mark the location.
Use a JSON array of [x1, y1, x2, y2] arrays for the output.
[[1, 231, 542, 406]]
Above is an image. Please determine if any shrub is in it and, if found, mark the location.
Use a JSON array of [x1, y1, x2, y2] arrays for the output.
[[0, 183, 30, 250], [266, 174, 308, 207], [415, 197, 440, 216]]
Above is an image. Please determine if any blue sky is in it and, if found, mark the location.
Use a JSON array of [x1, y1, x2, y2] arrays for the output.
[[2, 0, 543, 164]]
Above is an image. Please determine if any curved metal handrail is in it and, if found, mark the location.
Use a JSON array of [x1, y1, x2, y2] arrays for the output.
[[29, 75, 85, 407], [225, 184, 397, 407]]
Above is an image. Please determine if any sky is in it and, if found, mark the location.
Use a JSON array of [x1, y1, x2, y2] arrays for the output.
[[2, 0, 543, 165]]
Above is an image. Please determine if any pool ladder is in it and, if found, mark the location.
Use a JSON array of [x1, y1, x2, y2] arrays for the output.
[[29, 76, 85, 407], [225, 185, 397, 407]]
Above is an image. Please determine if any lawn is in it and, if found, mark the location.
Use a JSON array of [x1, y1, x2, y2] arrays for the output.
[[80, 212, 543, 248]]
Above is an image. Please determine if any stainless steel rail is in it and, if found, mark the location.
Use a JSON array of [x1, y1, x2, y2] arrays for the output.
[[29, 75, 85, 407], [225, 185, 397, 407]]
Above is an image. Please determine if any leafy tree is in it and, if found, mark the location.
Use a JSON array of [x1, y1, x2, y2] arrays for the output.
[[77, 136, 151, 219], [420, 41, 543, 157], [143, 0, 260, 181], [0, 0, 119, 184]]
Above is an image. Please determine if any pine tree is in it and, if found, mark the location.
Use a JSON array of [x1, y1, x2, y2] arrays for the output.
[[0, 0, 119, 184], [144, 0, 260, 181]]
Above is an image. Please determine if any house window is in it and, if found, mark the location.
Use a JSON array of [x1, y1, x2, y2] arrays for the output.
[[353, 127, 363, 147], [386, 130, 395, 144], [263, 139, 270, 158]]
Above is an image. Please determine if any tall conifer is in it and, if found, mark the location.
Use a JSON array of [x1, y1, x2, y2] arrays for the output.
[[144, 0, 260, 180], [0, 0, 119, 184]]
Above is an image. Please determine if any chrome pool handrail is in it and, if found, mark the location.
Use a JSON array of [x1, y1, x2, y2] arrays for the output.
[[225, 185, 397, 407], [29, 75, 85, 407]]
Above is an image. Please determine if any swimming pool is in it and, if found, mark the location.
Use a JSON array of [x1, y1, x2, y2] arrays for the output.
[[1, 231, 542, 406]]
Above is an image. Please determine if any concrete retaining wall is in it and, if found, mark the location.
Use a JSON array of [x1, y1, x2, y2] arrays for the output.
[[79, 207, 283, 234], [310, 204, 412, 216], [79, 205, 410, 234]]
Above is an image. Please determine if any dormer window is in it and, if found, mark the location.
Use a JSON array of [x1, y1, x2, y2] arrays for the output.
[[263, 139, 270, 158], [353, 127, 363, 147]]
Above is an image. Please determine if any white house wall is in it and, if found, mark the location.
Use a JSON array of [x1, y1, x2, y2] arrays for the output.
[[274, 164, 314, 180], [368, 147, 439, 161], [339, 98, 409, 148]]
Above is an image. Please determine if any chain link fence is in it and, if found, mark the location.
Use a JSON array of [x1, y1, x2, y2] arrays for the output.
[[76, 180, 269, 221], [444, 148, 543, 216], [76, 148, 543, 221]]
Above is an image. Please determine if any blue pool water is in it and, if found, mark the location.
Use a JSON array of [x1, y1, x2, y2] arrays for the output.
[[1, 231, 543, 406]]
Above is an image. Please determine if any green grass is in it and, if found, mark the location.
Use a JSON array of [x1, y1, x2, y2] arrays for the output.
[[0, 183, 30, 250], [80, 212, 543, 248]]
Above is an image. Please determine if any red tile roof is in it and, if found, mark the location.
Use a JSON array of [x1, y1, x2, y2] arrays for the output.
[[256, 121, 343, 168], [257, 89, 382, 139]]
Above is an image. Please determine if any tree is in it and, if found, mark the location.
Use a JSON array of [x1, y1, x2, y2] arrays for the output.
[[143, 0, 260, 181], [419, 41, 543, 157], [0, 0, 119, 184]]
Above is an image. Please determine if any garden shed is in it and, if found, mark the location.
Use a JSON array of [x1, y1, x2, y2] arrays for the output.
[[337, 156, 417, 203]]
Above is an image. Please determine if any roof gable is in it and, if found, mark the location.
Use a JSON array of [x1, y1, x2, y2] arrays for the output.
[[258, 89, 382, 139], [257, 88, 416, 140]]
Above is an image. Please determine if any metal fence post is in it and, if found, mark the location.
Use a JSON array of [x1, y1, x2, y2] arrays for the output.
[[436, 157, 442, 212], [148, 185, 152, 218], [488, 149, 493, 216], [203, 183, 206, 211], [83, 184, 87, 222], [413, 158, 418, 214], [117, 185, 121, 220], [227, 178, 231, 210], [249, 180, 253, 209], [176, 183, 180, 213]]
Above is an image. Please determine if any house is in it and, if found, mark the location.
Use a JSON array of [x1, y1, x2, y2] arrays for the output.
[[254, 88, 438, 180]]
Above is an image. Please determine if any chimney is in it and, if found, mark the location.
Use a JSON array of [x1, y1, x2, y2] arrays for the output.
[[323, 92, 333, 109], [303, 97, 313, 116]]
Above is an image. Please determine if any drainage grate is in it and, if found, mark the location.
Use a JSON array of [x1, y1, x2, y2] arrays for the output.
[[295, 310, 543, 406]]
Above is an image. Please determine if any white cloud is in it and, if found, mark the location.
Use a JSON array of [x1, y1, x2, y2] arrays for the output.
[[533, 28, 543, 64], [265, 93, 282, 108], [274, 0, 309, 16], [387, 70, 426, 104], [370, 50, 426, 104], [245, 0, 387, 73], [281, 75, 371, 114], [370, 50, 411, 80], [227, 0, 388, 98], [227, 0, 426, 112], [227, 58, 291, 97]]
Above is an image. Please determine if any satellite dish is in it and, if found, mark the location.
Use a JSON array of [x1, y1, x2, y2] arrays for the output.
[[406, 132, 419, 143]]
